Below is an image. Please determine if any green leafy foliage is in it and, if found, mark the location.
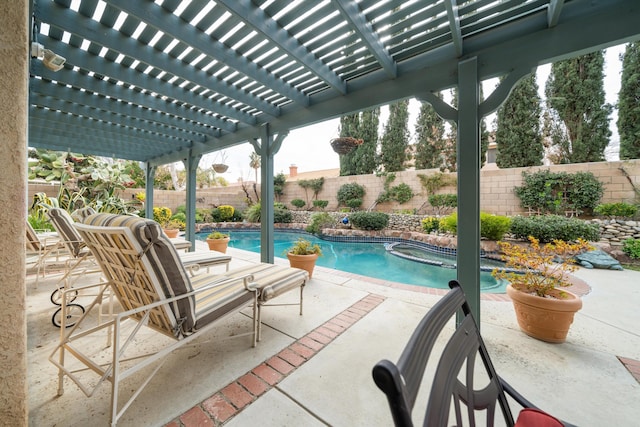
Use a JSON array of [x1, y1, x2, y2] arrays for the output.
[[291, 199, 306, 209], [594, 202, 638, 218], [546, 51, 612, 163], [349, 211, 389, 230], [286, 238, 323, 256], [153, 207, 172, 226], [380, 100, 410, 172], [509, 215, 600, 243], [480, 213, 512, 241], [297, 178, 325, 202], [274, 173, 287, 200], [421, 216, 440, 233], [243, 203, 292, 223], [337, 183, 366, 209], [514, 170, 604, 215], [312, 200, 329, 210], [218, 205, 235, 221], [414, 96, 447, 170], [618, 42, 640, 160], [305, 212, 334, 235], [623, 239, 640, 259], [439, 213, 458, 234], [428, 194, 457, 215], [495, 73, 543, 168]]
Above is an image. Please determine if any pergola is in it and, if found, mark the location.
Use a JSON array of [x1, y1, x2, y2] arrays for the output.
[[28, 0, 640, 320]]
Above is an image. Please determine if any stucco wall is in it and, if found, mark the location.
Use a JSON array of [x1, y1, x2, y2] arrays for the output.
[[1, 1, 29, 423]]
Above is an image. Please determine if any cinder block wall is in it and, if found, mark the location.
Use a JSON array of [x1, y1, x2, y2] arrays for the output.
[[37, 159, 640, 217]]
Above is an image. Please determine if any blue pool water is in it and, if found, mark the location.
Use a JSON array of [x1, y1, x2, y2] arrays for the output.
[[197, 230, 506, 293]]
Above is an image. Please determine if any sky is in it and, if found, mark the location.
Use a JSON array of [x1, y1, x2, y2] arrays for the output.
[[201, 44, 626, 182]]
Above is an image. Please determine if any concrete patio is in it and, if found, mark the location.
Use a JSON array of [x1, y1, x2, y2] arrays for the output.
[[27, 242, 640, 426]]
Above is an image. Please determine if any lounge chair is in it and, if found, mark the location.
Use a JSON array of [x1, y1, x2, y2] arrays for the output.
[[47, 208, 104, 327], [372, 280, 575, 427], [50, 214, 307, 425], [25, 220, 63, 285]]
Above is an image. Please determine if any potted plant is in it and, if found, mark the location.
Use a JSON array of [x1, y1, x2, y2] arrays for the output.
[[285, 238, 323, 279], [162, 219, 183, 238], [206, 230, 230, 253], [492, 236, 592, 343]]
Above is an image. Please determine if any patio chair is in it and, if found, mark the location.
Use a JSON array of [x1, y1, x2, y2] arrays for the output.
[[25, 220, 63, 285], [49, 214, 302, 425], [47, 208, 104, 327], [372, 280, 575, 427]]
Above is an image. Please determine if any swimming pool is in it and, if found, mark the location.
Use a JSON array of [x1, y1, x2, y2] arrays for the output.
[[197, 230, 507, 293]]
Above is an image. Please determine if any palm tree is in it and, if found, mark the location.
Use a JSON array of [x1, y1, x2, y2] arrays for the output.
[[249, 151, 261, 183]]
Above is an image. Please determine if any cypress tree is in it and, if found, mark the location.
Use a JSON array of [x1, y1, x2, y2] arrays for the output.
[[495, 73, 543, 167], [338, 113, 360, 175], [618, 42, 640, 160], [414, 95, 446, 170], [380, 100, 410, 172], [338, 109, 379, 175], [355, 108, 380, 174], [545, 51, 612, 163]]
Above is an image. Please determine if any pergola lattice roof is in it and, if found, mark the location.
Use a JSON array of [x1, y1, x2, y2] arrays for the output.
[[29, 0, 640, 165]]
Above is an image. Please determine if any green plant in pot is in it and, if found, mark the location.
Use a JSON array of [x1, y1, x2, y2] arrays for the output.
[[492, 236, 592, 343], [284, 238, 323, 279], [206, 230, 230, 253], [162, 219, 183, 238]]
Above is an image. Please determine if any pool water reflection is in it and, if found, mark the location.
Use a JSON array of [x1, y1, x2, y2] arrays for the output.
[[197, 230, 506, 293]]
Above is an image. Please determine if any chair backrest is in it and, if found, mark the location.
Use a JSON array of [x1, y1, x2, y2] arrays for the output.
[[372, 280, 514, 427], [25, 221, 42, 252], [76, 213, 196, 338], [48, 208, 86, 257]]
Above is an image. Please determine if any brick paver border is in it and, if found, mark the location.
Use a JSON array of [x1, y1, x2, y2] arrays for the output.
[[166, 294, 386, 427]]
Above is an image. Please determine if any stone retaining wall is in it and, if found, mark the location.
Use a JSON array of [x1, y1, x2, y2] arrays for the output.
[[196, 212, 640, 259]]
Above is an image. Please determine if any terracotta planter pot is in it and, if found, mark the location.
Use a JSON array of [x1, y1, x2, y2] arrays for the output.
[[163, 229, 179, 238], [206, 237, 230, 253], [286, 252, 319, 278], [506, 284, 582, 343]]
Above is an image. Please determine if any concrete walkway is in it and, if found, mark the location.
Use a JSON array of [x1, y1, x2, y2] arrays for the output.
[[27, 244, 640, 426]]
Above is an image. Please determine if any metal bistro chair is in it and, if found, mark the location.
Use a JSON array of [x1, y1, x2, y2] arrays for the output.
[[372, 280, 576, 427]]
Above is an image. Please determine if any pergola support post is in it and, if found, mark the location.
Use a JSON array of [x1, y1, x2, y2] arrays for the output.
[[457, 57, 482, 325], [144, 163, 156, 221], [183, 151, 202, 250], [251, 123, 288, 263]]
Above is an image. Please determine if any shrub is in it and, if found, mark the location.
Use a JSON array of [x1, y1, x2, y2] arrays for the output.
[[439, 213, 458, 234], [388, 183, 414, 204], [428, 193, 457, 215], [291, 198, 306, 209], [623, 239, 640, 259], [243, 203, 292, 223], [218, 205, 235, 221], [480, 213, 511, 241], [421, 216, 440, 233], [313, 200, 329, 210], [274, 206, 293, 223], [349, 211, 389, 230], [210, 207, 222, 222], [153, 207, 172, 225], [337, 183, 366, 207], [174, 205, 186, 215], [171, 212, 186, 223], [514, 170, 604, 215], [509, 215, 600, 243], [306, 212, 334, 234], [244, 203, 261, 223], [436, 212, 512, 240], [345, 198, 363, 210], [594, 202, 638, 218]]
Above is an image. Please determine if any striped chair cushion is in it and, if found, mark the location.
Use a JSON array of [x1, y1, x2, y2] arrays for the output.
[[71, 206, 96, 222], [48, 208, 84, 257], [83, 213, 197, 334], [207, 263, 308, 303]]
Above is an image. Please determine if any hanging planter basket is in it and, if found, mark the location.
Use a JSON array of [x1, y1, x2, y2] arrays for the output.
[[330, 137, 364, 155], [212, 163, 229, 173]]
